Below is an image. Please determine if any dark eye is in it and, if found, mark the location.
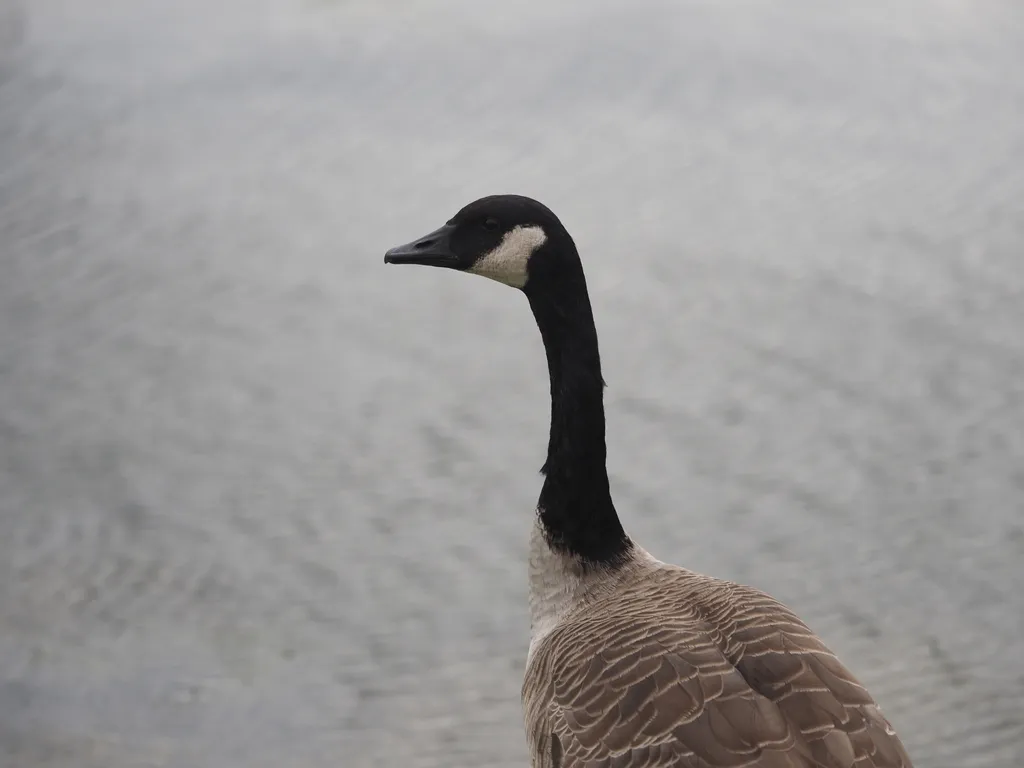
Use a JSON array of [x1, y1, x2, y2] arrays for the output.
[[482, 217, 499, 231]]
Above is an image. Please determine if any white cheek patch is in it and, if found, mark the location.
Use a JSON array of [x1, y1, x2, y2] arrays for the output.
[[468, 225, 547, 288]]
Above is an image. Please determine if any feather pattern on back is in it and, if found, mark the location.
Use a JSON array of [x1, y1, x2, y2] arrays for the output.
[[523, 559, 913, 768]]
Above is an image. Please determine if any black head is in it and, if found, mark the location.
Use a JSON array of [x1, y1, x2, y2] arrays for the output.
[[384, 195, 573, 290]]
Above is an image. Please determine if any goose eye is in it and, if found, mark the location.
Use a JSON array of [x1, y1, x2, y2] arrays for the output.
[[482, 217, 499, 231]]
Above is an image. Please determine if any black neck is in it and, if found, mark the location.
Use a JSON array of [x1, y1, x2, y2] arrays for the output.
[[525, 234, 632, 566]]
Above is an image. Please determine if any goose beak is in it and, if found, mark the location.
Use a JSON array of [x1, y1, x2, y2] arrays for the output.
[[384, 223, 459, 268]]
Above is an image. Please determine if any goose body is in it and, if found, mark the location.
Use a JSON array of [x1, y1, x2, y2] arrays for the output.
[[385, 195, 913, 768]]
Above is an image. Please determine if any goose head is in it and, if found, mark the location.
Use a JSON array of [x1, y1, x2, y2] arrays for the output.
[[384, 195, 574, 291], [385, 194, 622, 563]]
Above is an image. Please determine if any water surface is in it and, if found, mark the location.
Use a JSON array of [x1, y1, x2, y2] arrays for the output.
[[2, 1, 1023, 765]]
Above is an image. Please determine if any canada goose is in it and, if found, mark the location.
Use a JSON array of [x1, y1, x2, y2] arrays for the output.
[[384, 195, 913, 768]]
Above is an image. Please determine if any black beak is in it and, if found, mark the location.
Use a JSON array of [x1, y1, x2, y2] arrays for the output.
[[384, 223, 459, 267]]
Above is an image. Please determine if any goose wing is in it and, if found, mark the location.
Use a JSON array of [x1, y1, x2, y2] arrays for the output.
[[524, 583, 912, 768]]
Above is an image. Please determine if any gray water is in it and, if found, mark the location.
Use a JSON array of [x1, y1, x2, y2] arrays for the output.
[[2, 1, 1023, 766]]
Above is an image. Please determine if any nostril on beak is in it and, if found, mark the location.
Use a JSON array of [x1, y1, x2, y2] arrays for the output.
[[414, 239, 436, 250]]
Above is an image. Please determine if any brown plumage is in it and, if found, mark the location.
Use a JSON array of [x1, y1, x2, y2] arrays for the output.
[[385, 195, 914, 768], [523, 553, 913, 768]]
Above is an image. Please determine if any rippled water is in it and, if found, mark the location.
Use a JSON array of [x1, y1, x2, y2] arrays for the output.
[[2, 1, 1023, 766]]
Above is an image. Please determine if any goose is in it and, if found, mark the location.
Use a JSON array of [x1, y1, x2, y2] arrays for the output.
[[384, 195, 913, 768]]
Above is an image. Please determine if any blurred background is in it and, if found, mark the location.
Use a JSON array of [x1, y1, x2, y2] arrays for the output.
[[2, 0, 1023, 766]]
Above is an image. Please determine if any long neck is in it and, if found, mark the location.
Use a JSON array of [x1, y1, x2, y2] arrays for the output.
[[526, 241, 632, 566]]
